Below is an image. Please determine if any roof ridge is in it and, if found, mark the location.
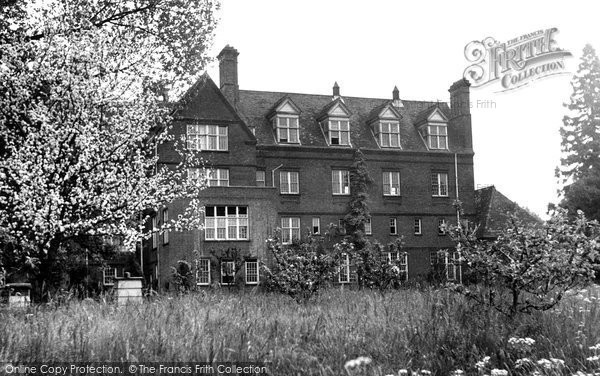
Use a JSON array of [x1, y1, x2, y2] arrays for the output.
[[239, 89, 448, 104]]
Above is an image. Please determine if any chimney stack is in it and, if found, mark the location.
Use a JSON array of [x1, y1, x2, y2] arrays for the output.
[[448, 78, 471, 118], [217, 45, 239, 108], [392, 86, 403, 108], [332, 81, 340, 99]]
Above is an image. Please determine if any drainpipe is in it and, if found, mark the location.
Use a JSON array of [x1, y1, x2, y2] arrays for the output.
[[271, 164, 284, 188], [454, 152, 462, 284]]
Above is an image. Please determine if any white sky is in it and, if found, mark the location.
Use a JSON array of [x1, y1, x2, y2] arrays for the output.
[[205, 0, 600, 219]]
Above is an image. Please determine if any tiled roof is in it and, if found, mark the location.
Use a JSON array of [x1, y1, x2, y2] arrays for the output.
[[237, 89, 452, 151], [474, 186, 542, 239]]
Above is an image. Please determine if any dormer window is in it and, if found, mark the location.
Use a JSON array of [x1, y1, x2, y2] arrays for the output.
[[368, 103, 402, 148], [415, 106, 449, 150], [328, 119, 350, 145], [276, 116, 299, 143], [378, 121, 400, 148], [426, 124, 448, 149]]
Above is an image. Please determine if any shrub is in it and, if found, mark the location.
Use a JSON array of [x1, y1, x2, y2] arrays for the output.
[[171, 260, 195, 293]]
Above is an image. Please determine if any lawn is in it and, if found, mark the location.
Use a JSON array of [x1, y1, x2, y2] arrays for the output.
[[1, 287, 599, 375]]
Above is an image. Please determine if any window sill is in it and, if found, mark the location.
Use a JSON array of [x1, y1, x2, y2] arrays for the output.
[[204, 239, 251, 242]]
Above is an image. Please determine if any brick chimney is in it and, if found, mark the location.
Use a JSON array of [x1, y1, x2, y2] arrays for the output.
[[392, 85, 403, 108], [217, 45, 239, 108], [332, 81, 340, 99], [448, 78, 470, 118]]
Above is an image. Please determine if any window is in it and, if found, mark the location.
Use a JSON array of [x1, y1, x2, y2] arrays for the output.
[[312, 217, 320, 235], [281, 217, 300, 244], [328, 119, 350, 145], [196, 259, 211, 285], [365, 218, 372, 235], [430, 251, 439, 266], [204, 206, 248, 240], [256, 170, 266, 187], [383, 171, 401, 196], [103, 267, 117, 286], [276, 116, 300, 143], [338, 219, 346, 235], [339, 253, 350, 283], [378, 121, 400, 148], [152, 217, 158, 249], [390, 218, 397, 235], [431, 172, 449, 197], [245, 260, 259, 285], [208, 169, 229, 187], [332, 170, 350, 195], [280, 171, 299, 194], [438, 218, 447, 235], [387, 252, 408, 281], [414, 219, 422, 235], [427, 124, 448, 150], [162, 209, 169, 245], [187, 124, 228, 151], [446, 252, 461, 281], [221, 261, 235, 285]]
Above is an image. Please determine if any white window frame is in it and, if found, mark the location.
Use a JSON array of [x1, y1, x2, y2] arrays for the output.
[[276, 116, 300, 144], [162, 208, 169, 245], [221, 261, 236, 285], [339, 253, 350, 284], [414, 218, 422, 235], [387, 251, 408, 281], [432, 172, 449, 197], [281, 217, 300, 244], [245, 260, 259, 285], [378, 121, 401, 148], [365, 218, 372, 235], [438, 218, 447, 235], [446, 252, 461, 281], [256, 170, 266, 187], [430, 251, 439, 266], [328, 118, 350, 146], [312, 217, 320, 235], [103, 267, 117, 286], [332, 169, 350, 195], [427, 123, 448, 150], [152, 217, 158, 249], [389, 218, 397, 235], [280, 171, 299, 194], [204, 206, 249, 241], [383, 171, 401, 196], [196, 258, 211, 286], [187, 124, 228, 151], [208, 168, 229, 187]]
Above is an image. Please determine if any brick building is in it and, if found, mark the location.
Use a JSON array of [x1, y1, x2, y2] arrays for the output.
[[144, 45, 475, 290]]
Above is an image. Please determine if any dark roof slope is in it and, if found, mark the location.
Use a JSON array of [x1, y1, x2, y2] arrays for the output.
[[474, 186, 542, 239], [237, 89, 452, 150]]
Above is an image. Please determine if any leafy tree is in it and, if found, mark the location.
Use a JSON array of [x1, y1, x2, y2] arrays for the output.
[[558, 44, 600, 219], [261, 233, 338, 303], [449, 209, 599, 316], [0, 1, 219, 296], [171, 260, 195, 294]]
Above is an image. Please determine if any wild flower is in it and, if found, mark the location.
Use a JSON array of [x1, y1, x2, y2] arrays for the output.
[[537, 358, 553, 369], [491, 369, 508, 376], [344, 356, 372, 372], [508, 337, 535, 352], [476, 356, 491, 371], [587, 355, 600, 362], [589, 344, 600, 351], [398, 370, 408, 375], [420, 371, 432, 376], [452, 370, 465, 376]]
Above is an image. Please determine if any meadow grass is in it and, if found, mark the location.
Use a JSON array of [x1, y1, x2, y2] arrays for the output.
[[0, 286, 599, 375]]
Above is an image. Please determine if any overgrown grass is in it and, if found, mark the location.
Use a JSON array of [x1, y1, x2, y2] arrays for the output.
[[1, 286, 599, 375]]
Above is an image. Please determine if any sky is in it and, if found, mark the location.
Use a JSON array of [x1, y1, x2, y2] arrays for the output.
[[204, 0, 600, 218]]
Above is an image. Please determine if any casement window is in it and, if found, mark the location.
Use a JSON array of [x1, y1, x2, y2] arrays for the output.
[[103, 267, 117, 286], [312, 217, 320, 235], [221, 261, 235, 285], [328, 119, 350, 145], [438, 218, 447, 235], [256, 170, 266, 187], [446, 252, 461, 281], [281, 217, 300, 244], [387, 252, 408, 281], [245, 260, 259, 285], [276, 116, 300, 144], [383, 171, 401, 196], [204, 206, 249, 241], [427, 124, 448, 150], [196, 259, 211, 286], [430, 251, 439, 266], [414, 219, 422, 235], [207, 169, 229, 187], [162, 208, 169, 245], [431, 172, 449, 197], [280, 171, 299, 194], [152, 217, 158, 249], [378, 121, 401, 148], [338, 219, 346, 235], [332, 170, 350, 195], [389, 218, 397, 235], [365, 218, 372, 235], [187, 124, 228, 151], [339, 253, 350, 284]]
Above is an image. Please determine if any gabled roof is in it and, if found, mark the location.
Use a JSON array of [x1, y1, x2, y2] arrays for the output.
[[266, 96, 301, 118], [237, 89, 454, 150], [474, 186, 542, 239], [414, 104, 450, 126], [315, 97, 352, 121], [366, 101, 402, 124]]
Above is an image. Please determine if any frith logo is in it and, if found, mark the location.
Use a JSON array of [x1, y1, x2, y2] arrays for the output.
[[464, 28, 572, 92]]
